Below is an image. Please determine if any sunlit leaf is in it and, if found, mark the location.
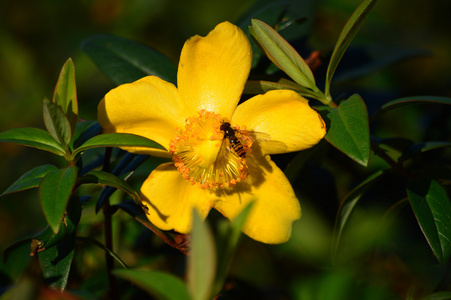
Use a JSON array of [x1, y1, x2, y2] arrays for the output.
[[73, 133, 165, 156], [332, 170, 385, 258], [371, 96, 451, 120], [188, 210, 216, 300], [407, 179, 451, 265], [324, 94, 370, 166], [325, 0, 378, 97], [43, 98, 72, 148], [39, 167, 78, 234], [0, 127, 65, 156], [53, 58, 78, 136], [251, 19, 316, 90], [82, 35, 177, 85], [1, 164, 58, 196], [113, 269, 191, 300], [79, 170, 140, 202]]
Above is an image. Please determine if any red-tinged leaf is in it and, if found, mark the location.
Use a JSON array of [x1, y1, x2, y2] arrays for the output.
[[53, 58, 78, 136]]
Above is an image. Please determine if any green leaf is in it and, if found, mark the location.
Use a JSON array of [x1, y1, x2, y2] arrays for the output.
[[324, 94, 370, 166], [82, 35, 177, 85], [43, 98, 72, 148], [79, 170, 140, 202], [37, 196, 80, 290], [188, 210, 216, 300], [0, 127, 65, 156], [53, 58, 78, 136], [407, 179, 451, 265], [371, 96, 451, 120], [332, 170, 385, 259], [70, 120, 100, 150], [39, 167, 78, 234], [77, 237, 128, 269], [113, 269, 191, 300], [1, 164, 58, 196], [325, 0, 378, 98], [243, 79, 320, 99], [32, 196, 81, 255], [73, 133, 165, 156], [38, 234, 75, 290], [251, 19, 316, 90]]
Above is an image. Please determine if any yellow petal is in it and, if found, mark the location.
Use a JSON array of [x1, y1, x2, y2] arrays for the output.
[[213, 155, 301, 244], [140, 163, 214, 233], [232, 90, 326, 155], [98, 76, 186, 156], [177, 21, 252, 119]]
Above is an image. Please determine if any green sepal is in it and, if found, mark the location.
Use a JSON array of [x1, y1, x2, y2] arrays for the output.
[[323, 94, 370, 166], [82, 35, 177, 85], [1, 164, 58, 197], [0, 127, 66, 156], [39, 167, 78, 234], [53, 58, 78, 137], [43, 97, 72, 149], [325, 0, 378, 98], [113, 269, 191, 300], [407, 179, 451, 265]]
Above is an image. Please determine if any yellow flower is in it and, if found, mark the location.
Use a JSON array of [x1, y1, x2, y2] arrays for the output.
[[97, 22, 326, 244]]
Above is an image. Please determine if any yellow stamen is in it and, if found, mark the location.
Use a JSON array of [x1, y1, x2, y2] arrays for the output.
[[169, 110, 251, 189]]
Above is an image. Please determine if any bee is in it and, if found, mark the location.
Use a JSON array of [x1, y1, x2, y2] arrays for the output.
[[220, 122, 247, 158]]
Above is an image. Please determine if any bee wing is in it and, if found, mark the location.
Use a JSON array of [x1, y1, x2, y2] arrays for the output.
[[246, 131, 271, 142]]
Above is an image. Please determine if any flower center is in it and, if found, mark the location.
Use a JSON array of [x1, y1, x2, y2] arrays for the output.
[[169, 110, 252, 189]]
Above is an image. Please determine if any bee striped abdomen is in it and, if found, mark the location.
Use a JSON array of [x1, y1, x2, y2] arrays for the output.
[[220, 122, 247, 158]]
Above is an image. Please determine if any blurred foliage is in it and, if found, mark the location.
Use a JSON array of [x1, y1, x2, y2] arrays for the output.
[[1, 0, 451, 299]]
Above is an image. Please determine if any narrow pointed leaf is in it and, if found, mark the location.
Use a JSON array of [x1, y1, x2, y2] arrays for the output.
[[371, 96, 451, 120], [188, 210, 216, 300], [82, 35, 177, 85], [79, 170, 140, 202], [251, 19, 316, 89], [73, 133, 165, 156], [325, 0, 378, 97], [43, 98, 72, 147], [332, 170, 384, 258], [0, 127, 65, 155], [53, 58, 78, 136], [39, 167, 78, 234], [113, 269, 191, 300], [407, 179, 451, 265], [324, 94, 370, 166], [1, 164, 58, 196], [77, 237, 128, 269], [70, 121, 100, 150]]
